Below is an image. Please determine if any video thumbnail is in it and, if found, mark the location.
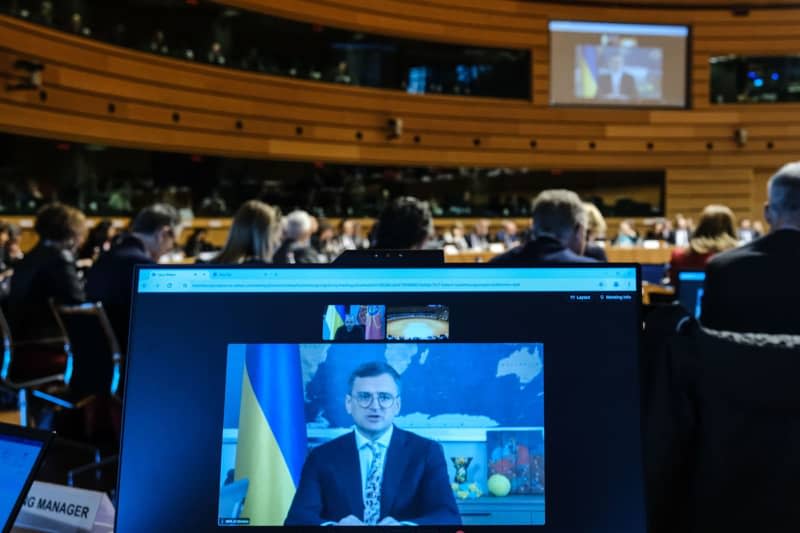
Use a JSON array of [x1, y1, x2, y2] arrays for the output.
[[386, 305, 449, 341], [322, 305, 386, 341], [219, 342, 545, 527]]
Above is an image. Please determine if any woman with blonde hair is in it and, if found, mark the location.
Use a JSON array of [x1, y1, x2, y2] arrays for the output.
[[669, 204, 739, 285], [211, 200, 280, 264], [583, 202, 608, 262]]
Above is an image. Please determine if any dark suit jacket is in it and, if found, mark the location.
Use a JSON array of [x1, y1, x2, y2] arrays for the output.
[[597, 72, 637, 99], [701, 229, 800, 334], [584, 242, 608, 262], [490, 236, 598, 264], [333, 324, 365, 341], [6, 242, 84, 340], [285, 427, 460, 525], [85, 235, 154, 349]]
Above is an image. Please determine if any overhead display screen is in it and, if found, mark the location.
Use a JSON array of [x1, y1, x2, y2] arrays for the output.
[[549, 21, 689, 108]]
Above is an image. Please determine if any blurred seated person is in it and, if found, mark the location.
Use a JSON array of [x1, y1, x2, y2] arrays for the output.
[[210, 200, 279, 265], [19, 178, 45, 212], [738, 218, 755, 243], [148, 30, 168, 55], [491, 190, 596, 264], [645, 219, 670, 241], [331, 60, 353, 84], [312, 219, 341, 262], [372, 197, 433, 250], [338, 219, 367, 251], [273, 210, 326, 264], [702, 162, 800, 334], [495, 220, 520, 249], [334, 314, 366, 341], [0, 222, 11, 270], [671, 213, 691, 246], [467, 219, 491, 250], [183, 228, 218, 259], [6, 203, 86, 342], [614, 219, 639, 247], [583, 203, 608, 262], [207, 41, 226, 66], [442, 222, 469, 251], [4, 223, 23, 266], [0, 223, 14, 301], [69, 12, 90, 37], [78, 219, 116, 263], [32, 0, 54, 26], [199, 189, 227, 216], [85, 204, 180, 349], [668, 204, 738, 286], [753, 220, 765, 239], [240, 47, 266, 72]]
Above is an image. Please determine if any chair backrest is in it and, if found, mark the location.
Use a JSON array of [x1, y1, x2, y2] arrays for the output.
[[644, 323, 800, 533], [50, 302, 123, 398]]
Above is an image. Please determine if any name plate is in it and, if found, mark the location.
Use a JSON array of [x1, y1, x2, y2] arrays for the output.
[[13, 481, 114, 533]]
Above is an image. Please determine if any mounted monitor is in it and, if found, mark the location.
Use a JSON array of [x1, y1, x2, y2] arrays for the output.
[[549, 21, 689, 108], [116, 265, 643, 532]]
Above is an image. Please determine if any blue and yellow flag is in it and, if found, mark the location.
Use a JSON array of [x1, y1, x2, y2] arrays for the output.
[[235, 344, 307, 525], [578, 45, 598, 98], [323, 304, 346, 340]]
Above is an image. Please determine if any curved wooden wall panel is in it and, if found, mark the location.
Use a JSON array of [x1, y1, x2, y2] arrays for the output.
[[2, 0, 800, 222]]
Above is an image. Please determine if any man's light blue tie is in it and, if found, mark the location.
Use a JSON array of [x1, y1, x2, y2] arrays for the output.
[[363, 442, 384, 525]]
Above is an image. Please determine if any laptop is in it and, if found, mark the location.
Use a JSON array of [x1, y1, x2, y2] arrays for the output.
[[0, 422, 53, 533], [117, 264, 644, 532], [676, 270, 706, 319]]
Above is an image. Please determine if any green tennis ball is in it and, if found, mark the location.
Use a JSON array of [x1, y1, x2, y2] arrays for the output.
[[487, 474, 511, 497]]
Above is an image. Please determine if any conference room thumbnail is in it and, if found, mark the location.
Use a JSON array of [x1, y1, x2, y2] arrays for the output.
[[322, 305, 386, 341], [219, 342, 545, 527], [386, 305, 449, 341]]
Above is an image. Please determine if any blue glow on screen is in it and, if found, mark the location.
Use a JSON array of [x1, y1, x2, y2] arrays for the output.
[[678, 271, 706, 282], [0, 435, 42, 521]]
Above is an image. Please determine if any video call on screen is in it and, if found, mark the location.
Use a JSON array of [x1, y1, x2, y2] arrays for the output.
[[118, 267, 644, 532], [549, 20, 689, 108]]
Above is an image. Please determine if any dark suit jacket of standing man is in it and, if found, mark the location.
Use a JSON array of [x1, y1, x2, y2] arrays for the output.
[[701, 229, 800, 334], [597, 72, 637, 100], [285, 427, 461, 525], [85, 234, 155, 350]]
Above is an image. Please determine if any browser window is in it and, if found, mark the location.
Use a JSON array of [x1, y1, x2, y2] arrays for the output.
[[117, 265, 644, 532]]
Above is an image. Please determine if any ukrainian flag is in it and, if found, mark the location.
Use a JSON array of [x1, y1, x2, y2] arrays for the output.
[[578, 45, 598, 98], [323, 304, 346, 340], [235, 344, 307, 525]]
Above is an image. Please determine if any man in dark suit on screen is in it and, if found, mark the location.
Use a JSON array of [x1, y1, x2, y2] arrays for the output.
[[701, 162, 800, 334], [285, 362, 460, 526], [334, 314, 366, 341], [597, 53, 638, 101]]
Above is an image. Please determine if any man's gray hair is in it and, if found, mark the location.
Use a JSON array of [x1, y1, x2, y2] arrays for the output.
[[768, 162, 800, 219], [531, 189, 588, 241], [283, 210, 313, 241]]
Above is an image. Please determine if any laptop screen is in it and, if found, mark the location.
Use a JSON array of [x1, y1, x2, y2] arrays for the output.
[[0, 432, 46, 530], [117, 265, 643, 532], [677, 270, 706, 319]]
